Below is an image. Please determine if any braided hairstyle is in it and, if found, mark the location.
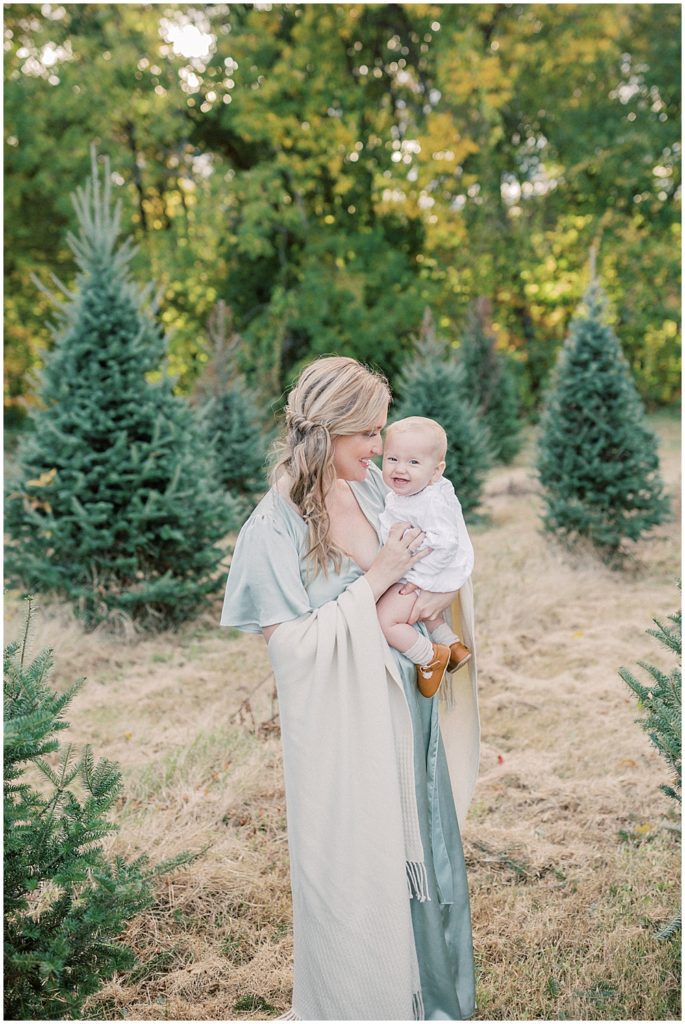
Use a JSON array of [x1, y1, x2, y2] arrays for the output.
[[269, 356, 391, 579]]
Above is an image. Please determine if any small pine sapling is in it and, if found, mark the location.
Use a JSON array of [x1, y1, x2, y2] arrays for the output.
[[619, 602, 681, 804], [537, 279, 669, 561], [3, 597, 195, 1020], [619, 591, 681, 940]]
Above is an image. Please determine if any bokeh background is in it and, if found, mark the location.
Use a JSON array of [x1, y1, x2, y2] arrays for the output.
[[4, 1, 681, 419]]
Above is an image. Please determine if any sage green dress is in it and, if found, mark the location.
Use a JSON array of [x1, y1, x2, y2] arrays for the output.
[[220, 463, 475, 1021]]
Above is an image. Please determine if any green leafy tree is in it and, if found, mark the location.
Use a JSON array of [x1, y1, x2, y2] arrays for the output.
[[459, 298, 522, 463], [392, 310, 492, 518], [4, 151, 232, 630], [422, 3, 681, 408], [536, 279, 669, 559], [4, 4, 680, 411], [4, 597, 194, 1020]]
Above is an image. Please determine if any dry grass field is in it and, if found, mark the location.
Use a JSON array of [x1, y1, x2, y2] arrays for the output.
[[4, 412, 681, 1022]]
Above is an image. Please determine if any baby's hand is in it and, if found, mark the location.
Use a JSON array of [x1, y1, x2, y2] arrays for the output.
[[398, 582, 420, 596]]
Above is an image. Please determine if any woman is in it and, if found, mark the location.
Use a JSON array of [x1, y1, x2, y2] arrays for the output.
[[221, 356, 479, 1021]]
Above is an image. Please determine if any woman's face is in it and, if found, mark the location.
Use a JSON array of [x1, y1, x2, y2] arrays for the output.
[[331, 404, 388, 481]]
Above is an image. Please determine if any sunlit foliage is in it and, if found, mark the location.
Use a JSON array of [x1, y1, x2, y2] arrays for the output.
[[4, 3, 681, 416]]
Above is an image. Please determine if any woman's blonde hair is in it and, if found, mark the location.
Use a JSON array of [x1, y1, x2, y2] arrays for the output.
[[269, 356, 391, 579]]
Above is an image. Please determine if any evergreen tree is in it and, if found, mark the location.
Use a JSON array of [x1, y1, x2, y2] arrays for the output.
[[4, 151, 233, 630], [194, 302, 270, 514], [619, 591, 681, 939], [393, 310, 493, 518], [536, 280, 669, 559], [4, 597, 194, 1020], [619, 596, 681, 805], [202, 386, 268, 492], [459, 298, 522, 464]]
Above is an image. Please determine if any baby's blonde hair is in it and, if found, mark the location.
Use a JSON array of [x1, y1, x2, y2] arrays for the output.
[[269, 356, 391, 578], [385, 416, 447, 463]]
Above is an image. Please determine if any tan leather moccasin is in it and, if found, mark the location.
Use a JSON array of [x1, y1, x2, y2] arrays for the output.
[[416, 642, 450, 698], [447, 640, 472, 674]]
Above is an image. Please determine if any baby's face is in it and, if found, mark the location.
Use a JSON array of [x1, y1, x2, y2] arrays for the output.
[[381, 431, 445, 496]]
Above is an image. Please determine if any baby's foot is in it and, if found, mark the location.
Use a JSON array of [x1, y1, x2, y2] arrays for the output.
[[417, 643, 450, 698], [448, 640, 472, 673]]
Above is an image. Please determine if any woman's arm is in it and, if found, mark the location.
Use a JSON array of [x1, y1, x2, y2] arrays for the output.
[[262, 523, 432, 642]]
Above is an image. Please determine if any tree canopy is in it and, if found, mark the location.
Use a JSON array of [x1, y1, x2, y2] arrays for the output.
[[4, 3, 681, 415]]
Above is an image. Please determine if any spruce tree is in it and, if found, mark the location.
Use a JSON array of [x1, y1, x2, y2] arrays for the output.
[[393, 311, 493, 518], [536, 280, 669, 559], [619, 592, 681, 939], [619, 597, 681, 806], [4, 151, 232, 630], [194, 302, 269, 514], [4, 597, 194, 1020], [202, 387, 267, 491], [459, 298, 522, 464]]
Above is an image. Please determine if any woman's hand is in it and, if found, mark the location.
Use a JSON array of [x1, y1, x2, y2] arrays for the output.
[[364, 522, 432, 601], [401, 587, 458, 625]]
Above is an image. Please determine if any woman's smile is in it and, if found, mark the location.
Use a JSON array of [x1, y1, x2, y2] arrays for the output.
[[331, 409, 388, 480]]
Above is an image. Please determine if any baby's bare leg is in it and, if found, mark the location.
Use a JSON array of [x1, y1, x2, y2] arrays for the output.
[[405, 591, 460, 645], [422, 612, 446, 633], [376, 583, 424, 653]]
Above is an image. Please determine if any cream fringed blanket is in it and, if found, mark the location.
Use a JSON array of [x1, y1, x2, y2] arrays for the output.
[[443, 575, 480, 828], [267, 574, 480, 1022]]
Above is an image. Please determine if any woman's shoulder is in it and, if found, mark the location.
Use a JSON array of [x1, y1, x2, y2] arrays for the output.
[[241, 483, 303, 541], [222, 480, 312, 630], [243, 488, 278, 525]]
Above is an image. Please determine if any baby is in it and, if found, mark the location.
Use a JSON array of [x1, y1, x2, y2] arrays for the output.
[[377, 416, 473, 698]]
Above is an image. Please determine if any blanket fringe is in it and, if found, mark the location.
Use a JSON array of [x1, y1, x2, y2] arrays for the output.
[[279, 999, 422, 1020], [406, 859, 430, 902], [439, 671, 455, 709]]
